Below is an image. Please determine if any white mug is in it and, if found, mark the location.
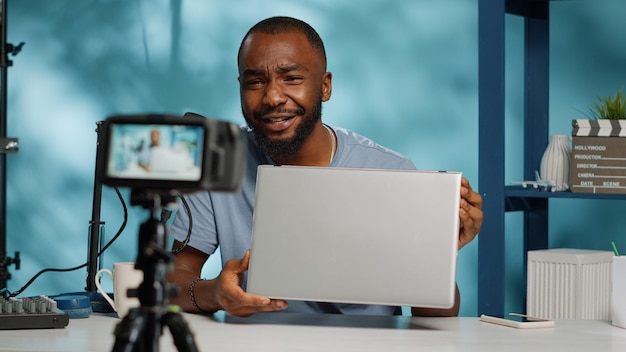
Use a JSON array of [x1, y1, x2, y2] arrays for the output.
[[95, 262, 143, 318]]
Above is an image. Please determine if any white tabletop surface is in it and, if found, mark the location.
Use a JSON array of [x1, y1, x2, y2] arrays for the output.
[[1, 311, 625, 352]]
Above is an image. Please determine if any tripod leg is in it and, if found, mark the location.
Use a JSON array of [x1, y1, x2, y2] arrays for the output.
[[163, 311, 199, 352], [112, 309, 147, 352]]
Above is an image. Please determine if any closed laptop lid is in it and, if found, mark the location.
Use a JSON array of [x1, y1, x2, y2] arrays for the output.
[[247, 165, 461, 308]]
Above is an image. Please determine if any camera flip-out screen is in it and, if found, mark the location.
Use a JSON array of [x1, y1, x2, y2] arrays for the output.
[[98, 114, 245, 194]]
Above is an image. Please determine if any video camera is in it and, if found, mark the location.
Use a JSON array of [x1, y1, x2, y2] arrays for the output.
[[95, 112, 247, 350], [97, 113, 246, 195]]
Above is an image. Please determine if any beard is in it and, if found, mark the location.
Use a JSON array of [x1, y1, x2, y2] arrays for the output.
[[244, 95, 323, 159]]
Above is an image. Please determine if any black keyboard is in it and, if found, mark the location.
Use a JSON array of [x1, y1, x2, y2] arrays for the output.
[[0, 295, 69, 330]]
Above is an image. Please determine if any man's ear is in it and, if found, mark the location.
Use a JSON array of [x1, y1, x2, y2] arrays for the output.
[[322, 72, 332, 102]]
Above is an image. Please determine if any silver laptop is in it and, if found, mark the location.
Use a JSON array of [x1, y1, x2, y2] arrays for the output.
[[247, 165, 461, 308]]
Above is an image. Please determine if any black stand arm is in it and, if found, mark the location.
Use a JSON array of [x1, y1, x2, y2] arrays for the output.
[[0, 0, 25, 291], [86, 121, 105, 292]]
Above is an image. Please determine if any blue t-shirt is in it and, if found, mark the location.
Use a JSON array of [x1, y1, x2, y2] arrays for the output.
[[169, 125, 416, 315]]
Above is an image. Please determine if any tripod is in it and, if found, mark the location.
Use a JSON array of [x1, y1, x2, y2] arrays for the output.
[[112, 190, 198, 352]]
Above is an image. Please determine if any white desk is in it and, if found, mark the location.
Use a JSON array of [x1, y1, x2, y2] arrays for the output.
[[1, 312, 625, 351]]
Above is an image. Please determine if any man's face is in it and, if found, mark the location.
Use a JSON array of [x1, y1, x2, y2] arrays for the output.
[[150, 129, 160, 146], [238, 31, 331, 158]]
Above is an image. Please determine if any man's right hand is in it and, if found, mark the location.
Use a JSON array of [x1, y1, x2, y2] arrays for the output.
[[168, 243, 288, 317], [212, 250, 289, 317]]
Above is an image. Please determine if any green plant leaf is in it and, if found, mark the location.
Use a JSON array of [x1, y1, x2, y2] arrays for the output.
[[588, 87, 626, 120]]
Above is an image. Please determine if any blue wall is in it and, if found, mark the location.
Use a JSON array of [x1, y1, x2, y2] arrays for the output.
[[4, 0, 626, 317]]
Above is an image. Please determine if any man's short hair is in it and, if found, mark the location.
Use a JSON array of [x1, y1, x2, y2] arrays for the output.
[[237, 16, 327, 66]]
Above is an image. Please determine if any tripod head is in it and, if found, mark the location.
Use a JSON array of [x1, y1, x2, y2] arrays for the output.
[[128, 189, 179, 307]]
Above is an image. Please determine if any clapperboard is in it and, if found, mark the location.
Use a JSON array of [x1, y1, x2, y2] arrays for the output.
[[570, 119, 626, 194]]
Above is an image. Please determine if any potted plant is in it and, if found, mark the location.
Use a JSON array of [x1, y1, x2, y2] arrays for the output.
[[570, 87, 626, 194]]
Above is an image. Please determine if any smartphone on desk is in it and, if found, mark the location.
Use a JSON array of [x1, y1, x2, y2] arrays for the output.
[[480, 313, 555, 329]]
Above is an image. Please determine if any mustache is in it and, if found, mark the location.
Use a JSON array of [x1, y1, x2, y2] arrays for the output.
[[253, 107, 305, 119]]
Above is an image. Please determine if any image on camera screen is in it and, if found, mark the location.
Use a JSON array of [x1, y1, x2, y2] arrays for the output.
[[106, 123, 204, 182]]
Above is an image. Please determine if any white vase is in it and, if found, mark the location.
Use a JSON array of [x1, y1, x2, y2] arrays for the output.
[[539, 134, 572, 191]]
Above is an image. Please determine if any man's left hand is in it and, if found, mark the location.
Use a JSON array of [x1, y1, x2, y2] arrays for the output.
[[458, 177, 483, 250]]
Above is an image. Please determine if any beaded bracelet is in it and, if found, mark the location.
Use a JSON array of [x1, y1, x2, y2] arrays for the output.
[[189, 277, 211, 314]]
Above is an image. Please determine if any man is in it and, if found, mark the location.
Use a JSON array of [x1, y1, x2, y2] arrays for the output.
[[167, 16, 483, 317], [138, 128, 160, 171]]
